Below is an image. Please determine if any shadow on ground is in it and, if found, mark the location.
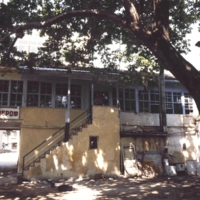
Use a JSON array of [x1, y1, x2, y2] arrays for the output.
[[0, 175, 200, 200]]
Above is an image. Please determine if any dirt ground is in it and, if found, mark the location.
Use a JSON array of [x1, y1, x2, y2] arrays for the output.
[[1, 171, 200, 200]]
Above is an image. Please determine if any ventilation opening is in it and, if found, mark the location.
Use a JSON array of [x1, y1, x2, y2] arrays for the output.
[[89, 136, 98, 149]]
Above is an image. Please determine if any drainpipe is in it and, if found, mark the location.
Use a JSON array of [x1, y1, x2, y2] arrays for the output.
[[90, 82, 94, 122], [159, 68, 167, 133], [116, 86, 119, 108], [64, 78, 71, 142]]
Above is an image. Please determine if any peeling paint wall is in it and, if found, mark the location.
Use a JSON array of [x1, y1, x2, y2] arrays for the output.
[[120, 112, 199, 173], [23, 106, 120, 179], [121, 137, 165, 175]]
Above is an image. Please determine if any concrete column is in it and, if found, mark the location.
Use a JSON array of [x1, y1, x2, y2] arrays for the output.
[[91, 82, 94, 106], [64, 78, 71, 142], [116, 86, 119, 108], [159, 68, 167, 133]]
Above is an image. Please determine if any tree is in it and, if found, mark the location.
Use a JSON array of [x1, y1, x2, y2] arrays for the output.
[[1, 0, 200, 113]]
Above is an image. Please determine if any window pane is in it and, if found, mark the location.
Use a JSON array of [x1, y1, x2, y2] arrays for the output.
[[56, 83, 68, 96], [40, 82, 52, 107], [130, 101, 136, 111], [56, 95, 64, 107], [151, 105, 159, 113], [125, 91, 129, 99], [112, 88, 124, 110], [174, 104, 183, 114], [40, 95, 51, 107], [125, 100, 130, 111], [10, 81, 23, 107], [139, 91, 149, 112], [27, 94, 38, 106], [184, 93, 193, 114], [27, 81, 39, 93], [27, 81, 39, 106], [173, 92, 181, 103], [165, 92, 172, 102], [0, 80, 9, 92], [71, 85, 81, 108]]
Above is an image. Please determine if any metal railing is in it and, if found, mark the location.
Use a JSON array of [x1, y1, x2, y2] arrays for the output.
[[22, 108, 92, 176]]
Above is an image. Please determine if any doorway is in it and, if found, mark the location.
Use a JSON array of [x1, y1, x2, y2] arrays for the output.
[[0, 130, 20, 173]]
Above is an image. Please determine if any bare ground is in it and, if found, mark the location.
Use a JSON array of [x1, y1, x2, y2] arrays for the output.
[[0, 171, 200, 200]]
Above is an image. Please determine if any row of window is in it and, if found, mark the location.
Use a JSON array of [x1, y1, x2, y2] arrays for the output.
[[112, 89, 193, 114], [0, 80, 194, 114], [0, 80, 81, 108]]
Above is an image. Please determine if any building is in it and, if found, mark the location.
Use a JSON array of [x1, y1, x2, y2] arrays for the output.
[[0, 130, 19, 150], [0, 65, 199, 179]]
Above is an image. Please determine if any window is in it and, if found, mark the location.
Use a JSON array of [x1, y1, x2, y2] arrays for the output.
[[10, 81, 23, 106], [0, 80, 9, 106], [139, 91, 149, 112], [27, 81, 52, 107], [165, 92, 173, 114], [89, 136, 98, 149], [27, 81, 39, 106], [184, 93, 193, 114], [125, 89, 135, 111], [112, 88, 124, 110], [40, 82, 52, 107], [165, 92, 182, 114], [71, 84, 81, 108], [55, 83, 68, 108], [150, 91, 159, 113], [55, 84, 81, 108]]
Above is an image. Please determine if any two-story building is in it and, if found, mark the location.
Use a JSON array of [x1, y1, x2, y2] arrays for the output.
[[0, 66, 199, 179]]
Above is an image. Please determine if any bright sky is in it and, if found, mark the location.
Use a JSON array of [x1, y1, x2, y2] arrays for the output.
[[182, 23, 200, 70], [15, 24, 200, 70]]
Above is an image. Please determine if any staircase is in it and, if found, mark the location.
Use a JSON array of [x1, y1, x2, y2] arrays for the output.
[[22, 109, 92, 176]]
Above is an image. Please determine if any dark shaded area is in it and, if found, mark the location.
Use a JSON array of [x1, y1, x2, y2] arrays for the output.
[[195, 41, 200, 47]]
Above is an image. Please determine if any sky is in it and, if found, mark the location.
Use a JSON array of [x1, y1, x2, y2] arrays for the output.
[[182, 23, 200, 70], [15, 23, 200, 71]]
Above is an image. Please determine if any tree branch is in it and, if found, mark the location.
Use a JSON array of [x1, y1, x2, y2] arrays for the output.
[[153, 0, 169, 40], [13, 9, 127, 34], [120, 0, 140, 28], [4, 36, 18, 59], [0, 32, 14, 43]]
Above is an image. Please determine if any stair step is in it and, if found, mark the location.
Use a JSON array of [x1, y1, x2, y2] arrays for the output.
[[40, 154, 45, 159], [35, 159, 40, 163], [23, 117, 92, 173]]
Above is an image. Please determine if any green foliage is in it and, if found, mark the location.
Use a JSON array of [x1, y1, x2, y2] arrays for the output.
[[0, 0, 199, 84]]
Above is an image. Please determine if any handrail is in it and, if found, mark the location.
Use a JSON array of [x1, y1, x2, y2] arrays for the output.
[[70, 109, 90, 124], [22, 126, 65, 160], [25, 133, 64, 164], [22, 108, 92, 175]]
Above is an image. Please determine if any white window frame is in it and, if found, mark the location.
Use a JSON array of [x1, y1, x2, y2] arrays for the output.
[[165, 90, 194, 114]]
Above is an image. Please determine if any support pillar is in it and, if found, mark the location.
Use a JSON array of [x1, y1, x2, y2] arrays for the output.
[[64, 78, 71, 142], [159, 68, 167, 133]]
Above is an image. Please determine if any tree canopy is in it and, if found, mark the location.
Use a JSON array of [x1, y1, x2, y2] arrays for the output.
[[1, 0, 200, 112]]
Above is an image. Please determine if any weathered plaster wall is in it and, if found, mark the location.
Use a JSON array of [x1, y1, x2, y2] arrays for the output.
[[166, 115, 198, 163], [120, 137, 165, 175], [0, 67, 21, 80], [23, 106, 121, 179], [120, 112, 199, 168], [18, 108, 86, 173], [120, 113, 160, 126]]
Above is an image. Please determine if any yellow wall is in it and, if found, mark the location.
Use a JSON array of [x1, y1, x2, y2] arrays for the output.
[[23, 106, 121, 179], [18, 107, 86, 173]]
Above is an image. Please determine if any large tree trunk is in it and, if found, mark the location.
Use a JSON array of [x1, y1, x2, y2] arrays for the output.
[[154, 37, 200, 113]]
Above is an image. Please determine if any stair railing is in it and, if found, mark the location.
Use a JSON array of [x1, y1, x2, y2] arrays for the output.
[[22, 108, 92, 176]]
